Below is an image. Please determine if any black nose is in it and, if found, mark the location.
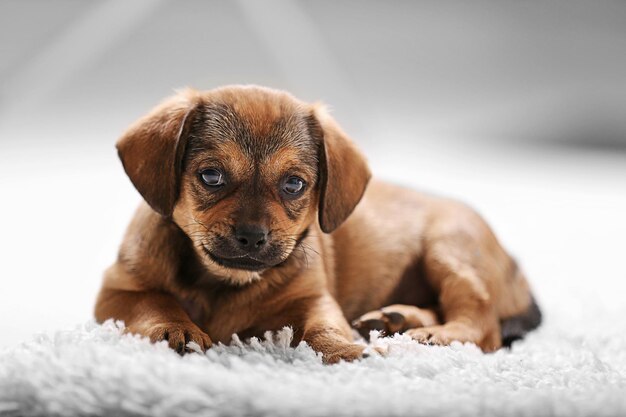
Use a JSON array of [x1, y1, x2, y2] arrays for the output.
[[235, 225, 269, 251]]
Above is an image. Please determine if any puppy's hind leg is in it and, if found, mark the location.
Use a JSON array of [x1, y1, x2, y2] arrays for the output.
[[352, 305, 440, 340], [406, 238, 502, 351]]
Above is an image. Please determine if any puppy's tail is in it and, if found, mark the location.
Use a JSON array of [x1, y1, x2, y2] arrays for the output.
[[500, 295, 542, 347]]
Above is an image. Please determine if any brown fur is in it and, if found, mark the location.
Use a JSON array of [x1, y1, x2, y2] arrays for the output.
[[95, 85, 540, 363]]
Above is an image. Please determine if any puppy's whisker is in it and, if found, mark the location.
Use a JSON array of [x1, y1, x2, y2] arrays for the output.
[[288, 245, 308, 268], [281, 237, 319, 268], [298, 242, 320, 256], [186, 234, 209, 242], [190, 238, 207, 247], [180, 214, 211, 232], [178, 224, 207, 236], [299, 244, 320, 257], [296, 246, 312, 270], [282, 236, 319, 252], [185, 230, 208, 236], [280, 231, 319, 238]]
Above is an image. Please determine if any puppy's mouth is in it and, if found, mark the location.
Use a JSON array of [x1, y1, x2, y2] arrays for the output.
[[204, 248, 269, 271]]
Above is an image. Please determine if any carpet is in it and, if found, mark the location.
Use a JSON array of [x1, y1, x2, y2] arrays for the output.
[[1, 316, 625, 417]]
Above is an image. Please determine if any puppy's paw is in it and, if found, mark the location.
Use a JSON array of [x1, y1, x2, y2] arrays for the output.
[[146, 322, 213, 354], [322, 343, 367, 364], [406, 322, 481, 347], [352, 310, 401, 340], [352, 304, 439, 341]]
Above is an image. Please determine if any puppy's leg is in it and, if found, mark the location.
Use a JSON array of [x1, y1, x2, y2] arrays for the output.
[[406, 245, 501, 351], [352, 305, 439, 340], [301, 294, 366, 364], [95, 288, 212, 353]]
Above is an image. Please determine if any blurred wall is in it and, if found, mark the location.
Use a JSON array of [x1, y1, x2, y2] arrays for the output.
[[2, 0, 626, 151]]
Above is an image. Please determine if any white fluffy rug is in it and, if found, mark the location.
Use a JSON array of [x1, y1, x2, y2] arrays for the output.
[[1, 317, 625, 417]]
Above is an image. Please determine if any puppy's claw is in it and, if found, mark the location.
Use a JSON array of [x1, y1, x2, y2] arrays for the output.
[[406, 323, 482, 348], [146, 322, 213, 353], [382, 311, 405, 326], [352, 309, 408, 340], [353, 318, 387, 341]]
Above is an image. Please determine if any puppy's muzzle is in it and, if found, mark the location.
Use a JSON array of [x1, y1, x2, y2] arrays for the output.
[[204, 224, 289, 271], [234, 224, 269, 252]]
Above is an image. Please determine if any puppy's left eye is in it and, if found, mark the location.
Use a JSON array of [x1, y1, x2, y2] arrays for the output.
[[283, 176, 305, 195], [200, 169, 225, 187]]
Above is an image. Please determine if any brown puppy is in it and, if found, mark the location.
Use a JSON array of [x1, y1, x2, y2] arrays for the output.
[[95, 85, 541, 363]]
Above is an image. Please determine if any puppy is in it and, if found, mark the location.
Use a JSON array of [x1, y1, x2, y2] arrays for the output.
[[95, 85, 541, 363]]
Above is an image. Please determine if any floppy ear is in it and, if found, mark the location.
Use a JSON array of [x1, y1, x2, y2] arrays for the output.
[[310, 104, 372, 233], [117, 89, 201, 217]]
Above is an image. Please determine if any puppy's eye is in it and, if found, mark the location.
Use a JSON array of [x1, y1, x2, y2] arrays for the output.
[[200, 169, 225, 187], [283, 176, 305, 195]]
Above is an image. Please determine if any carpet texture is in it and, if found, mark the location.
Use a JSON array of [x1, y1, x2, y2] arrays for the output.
[[1, 318, 625, 417]]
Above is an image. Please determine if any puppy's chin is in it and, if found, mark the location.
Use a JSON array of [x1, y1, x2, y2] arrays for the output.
[[200, 257, 264, 286], [206, 251, 269, 272]]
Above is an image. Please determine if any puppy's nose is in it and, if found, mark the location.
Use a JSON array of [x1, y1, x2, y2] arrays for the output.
[[235, 225, 269, 251]]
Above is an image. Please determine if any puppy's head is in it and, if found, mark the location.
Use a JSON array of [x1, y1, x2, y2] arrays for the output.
[[117, 85, 370, 284]]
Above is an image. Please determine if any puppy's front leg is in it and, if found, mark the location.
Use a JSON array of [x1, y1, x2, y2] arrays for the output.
[[301, 294, 365, 364], [95, 288, 212, 353]]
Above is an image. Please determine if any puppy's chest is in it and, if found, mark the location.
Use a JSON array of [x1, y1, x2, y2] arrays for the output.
[[177, 288, 285, 343]]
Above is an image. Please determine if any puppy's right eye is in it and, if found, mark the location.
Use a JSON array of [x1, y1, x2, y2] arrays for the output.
[[200, 169, 225, 187]]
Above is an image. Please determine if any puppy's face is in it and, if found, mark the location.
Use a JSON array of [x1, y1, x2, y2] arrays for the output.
[[117, 86, 371, 285], [174, 94, 320, 281]]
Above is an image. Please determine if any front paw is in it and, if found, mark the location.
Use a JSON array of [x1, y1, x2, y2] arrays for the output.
[[144, 322, 212, 354], [321, 343, 366, 364]]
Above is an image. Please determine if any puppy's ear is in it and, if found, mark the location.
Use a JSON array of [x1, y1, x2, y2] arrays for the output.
[[117, 89, 201, 217], [309, 104, 371, 233]]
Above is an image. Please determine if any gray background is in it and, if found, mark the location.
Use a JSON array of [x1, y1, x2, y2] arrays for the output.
[[1, 0, 625, 347]]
